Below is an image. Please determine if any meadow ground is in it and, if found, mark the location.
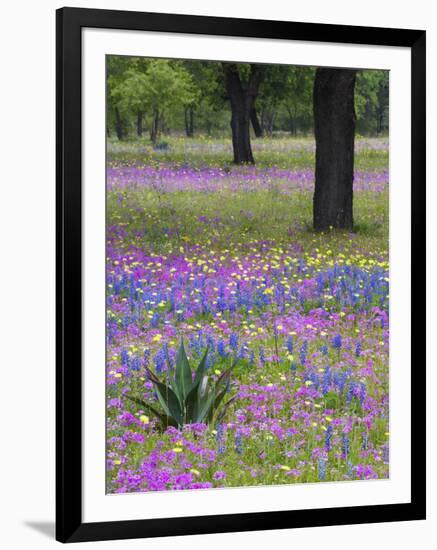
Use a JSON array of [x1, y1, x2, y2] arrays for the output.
[[106, 135, 389, 492]]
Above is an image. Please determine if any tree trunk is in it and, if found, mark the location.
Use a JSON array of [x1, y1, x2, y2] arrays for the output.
[[231, 104, 253, 163], [115, 107, 124, 140], [150, 110, 159, 143], [184, 106, 194, 137], [313, 68, 357, 231], [137, 111, 143, 137], [189, 106, 194, 137], [261, 107, 276, 136], [286, 106, 294, 136], [265, 110, 271, 136], [268, 109, 276, 135], [160, 113, 166, 134], [261, 109, 266, 135], [250, 107, 263, 137], [223, 63, 264, 164], [376, 110, 384, 134]]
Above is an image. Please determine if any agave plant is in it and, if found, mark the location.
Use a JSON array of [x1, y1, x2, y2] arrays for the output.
[[126, 341, 236, 429]]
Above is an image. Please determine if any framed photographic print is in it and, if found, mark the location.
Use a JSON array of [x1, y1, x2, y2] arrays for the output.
[[56, 6, 426, 543]]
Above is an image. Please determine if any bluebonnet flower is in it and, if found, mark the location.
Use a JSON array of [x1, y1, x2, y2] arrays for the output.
[[259, 346, 266, 365], [318, 459, 327, 481], [217, 339, 227, 358], [332, 334, 342, 350], [307, 372, 320, 390], [342, 433, 350, 459], [188, 335, 197, 354], [355, 342, 362, 357], [150, 312, 160, 327], [346, 381, 356, 406], [121, 349, 129, 367], [359, 382, 367, 405], [201, 299, 210, 315], [194, 333, 204, 356], [286, 336, 294, 353], [325, 425, 333, 452], [235, 433, 243, 454], [229, 332, 239, 351], [121, 315, 130, 329], [107, 325, 115, 344], [154, 347, 166, 374], [216, 294, 227, 313], [130, 356, 141, 372], [176, 309, 184, 322], [237, 345, 246, 360], [206, 335, 215, 354], [299, 341, 308, 364], [322, 367, 332, 395], [216, 424, 226, 455]]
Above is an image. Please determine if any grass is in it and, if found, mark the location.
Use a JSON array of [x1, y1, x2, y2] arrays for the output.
[[107, 134, 389, 171]]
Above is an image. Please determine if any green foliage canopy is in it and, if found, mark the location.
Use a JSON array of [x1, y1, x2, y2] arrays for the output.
[[106, 55, 389, 139]]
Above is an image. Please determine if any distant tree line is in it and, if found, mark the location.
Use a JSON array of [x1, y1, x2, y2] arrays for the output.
[[107, 57, 388, 232], [107, 56, 389, 144]]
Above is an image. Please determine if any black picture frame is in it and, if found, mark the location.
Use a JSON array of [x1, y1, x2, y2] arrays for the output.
[[56, 6, 426, 543]]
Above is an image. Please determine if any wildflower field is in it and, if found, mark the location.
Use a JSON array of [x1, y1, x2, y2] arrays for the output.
[[106, 136, 389, 493]]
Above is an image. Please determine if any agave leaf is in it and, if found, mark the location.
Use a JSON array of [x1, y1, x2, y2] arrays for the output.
[[216, 363, 235, 387], [165, 349, 182, 408], [198, 375, 209, 399], [207, 384, 231, 423], [139, 341, 237, 428], [145, 367, 162, 385], [184, 382, 200, 423], [170, 380, 183, 411], [216, 395, 238, 424], [196, 390, 217, 423], [146, 367, 183, 425], [154, 383, 183, 426], [175, 341, 192, 400], [192, 346, 209, 388], [124, 394, 162, 417], [124, 394, 178, 428], [183, 347, 210, 421], [213, 385, 229, 411]]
